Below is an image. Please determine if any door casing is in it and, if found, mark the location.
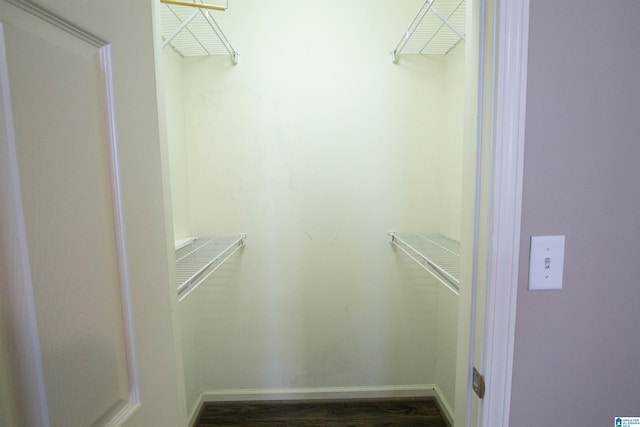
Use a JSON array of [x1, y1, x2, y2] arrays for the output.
[[459, 0, 530, 426]]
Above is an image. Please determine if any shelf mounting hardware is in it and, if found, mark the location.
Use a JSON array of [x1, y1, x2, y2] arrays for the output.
[[176, 234, 247, 302], [388, 231, 460, 296], [160, 0, 239, 63], [391, 0, 466, 62]]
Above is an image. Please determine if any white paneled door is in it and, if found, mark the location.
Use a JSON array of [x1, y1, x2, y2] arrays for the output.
[[0, 0, 184, 426]]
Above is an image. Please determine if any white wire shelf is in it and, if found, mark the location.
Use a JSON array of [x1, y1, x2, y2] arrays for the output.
[[388, 231, 460, 296], [159, 1, 239, 62], [176, 234, 246, 302], [391, 0, 466, 62]]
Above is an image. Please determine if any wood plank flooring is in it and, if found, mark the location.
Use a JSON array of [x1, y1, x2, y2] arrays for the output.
[[195, 397, 449, 426]]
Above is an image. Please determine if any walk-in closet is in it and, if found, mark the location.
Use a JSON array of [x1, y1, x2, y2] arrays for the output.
[[158, 0, 474, 424]]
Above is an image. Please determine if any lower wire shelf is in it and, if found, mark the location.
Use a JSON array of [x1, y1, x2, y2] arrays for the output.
[[175, 233, 246, 302], [388, 231, 460, 296]]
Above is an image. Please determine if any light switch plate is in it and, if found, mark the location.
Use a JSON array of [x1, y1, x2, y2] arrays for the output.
[[529, 235, 565, 290]]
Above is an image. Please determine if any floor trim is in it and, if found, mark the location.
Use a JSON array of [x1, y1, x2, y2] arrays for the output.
[[433, 384, 454, 426], [187, 393, 204, 427], [203, 384, 436, 401]]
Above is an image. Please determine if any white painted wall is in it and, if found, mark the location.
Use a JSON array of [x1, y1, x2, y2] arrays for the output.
[[433, 40, 465, 415], [178, 289, 203, 418], [163, 47, 192, 241], [162, 46, 201, 417], [439, 42, 465, 242], [160, 0, 467, 417]]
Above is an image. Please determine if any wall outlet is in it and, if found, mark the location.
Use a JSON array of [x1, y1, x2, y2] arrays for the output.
[[528, 235, 565, 290]]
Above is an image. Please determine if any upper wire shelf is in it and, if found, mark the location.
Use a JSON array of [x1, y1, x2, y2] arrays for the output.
[[389, 231, 460, 296], [159, 0, 239, 63], [176, 234, 246, 302], [391, 0, 466, 62]]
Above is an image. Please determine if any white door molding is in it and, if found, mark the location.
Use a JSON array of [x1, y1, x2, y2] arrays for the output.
[[0, 22, 50, 427], [480, 0, 530, 426]]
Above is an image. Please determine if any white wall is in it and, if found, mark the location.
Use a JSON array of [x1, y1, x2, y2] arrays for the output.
[[162, 46, 203, 416], [161, 0, 466, 416], [433, 40, 464, 414], [178, 290, 203, 418], [439, 42, 465, 242], [164, 47, 192, 241]]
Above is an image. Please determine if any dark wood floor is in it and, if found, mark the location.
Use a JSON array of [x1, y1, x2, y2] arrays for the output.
[[195, 397, 449, 426]]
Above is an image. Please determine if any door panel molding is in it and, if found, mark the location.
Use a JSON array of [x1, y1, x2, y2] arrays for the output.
[[0, 22, 50, 427], [4, 0, 105, 46], [97, 43, 141, 426], [0, 1, 143, 424]]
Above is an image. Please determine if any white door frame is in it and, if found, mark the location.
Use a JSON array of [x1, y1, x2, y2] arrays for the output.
[[477, 0, 529, 426]]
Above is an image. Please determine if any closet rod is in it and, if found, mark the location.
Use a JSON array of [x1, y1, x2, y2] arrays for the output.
[[160, 0, 226, 12]]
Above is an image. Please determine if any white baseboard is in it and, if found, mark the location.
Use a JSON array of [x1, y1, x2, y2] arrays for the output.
[[187, 393, 204, 427], [433, 384, 455, 426], [202, 384, 436, 402]]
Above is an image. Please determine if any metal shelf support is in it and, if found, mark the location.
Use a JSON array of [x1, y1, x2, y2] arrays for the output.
[[160, 0, 239, 62], [391, 0, 466, 61], [388, 231, 460, 296], [176, 233, 247, 302]]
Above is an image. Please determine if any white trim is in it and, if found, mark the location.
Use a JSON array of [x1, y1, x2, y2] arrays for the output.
[[95, 399, 140, 427], [0, 22, 51, 427], [433, 384, 455, 426], [464, 0, 487, 424], [480, 0, 529, 426], [187, 393, 204, 427], [4, 0, 105, 47], [99, 44, 142, 426], [202, 384, 437, 402]]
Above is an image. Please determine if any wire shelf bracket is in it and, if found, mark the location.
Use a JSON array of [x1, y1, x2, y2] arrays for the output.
[[160, 0, 239, 64], [390, 0, 466, 62], [388, 231, 460, 296], [176, 233, 246, 302]]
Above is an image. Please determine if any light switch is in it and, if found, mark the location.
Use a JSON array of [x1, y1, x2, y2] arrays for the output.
[[528, 235, 565, 290]]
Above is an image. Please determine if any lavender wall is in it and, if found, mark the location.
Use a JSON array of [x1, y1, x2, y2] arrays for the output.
[[510, 1, 640, 425]]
